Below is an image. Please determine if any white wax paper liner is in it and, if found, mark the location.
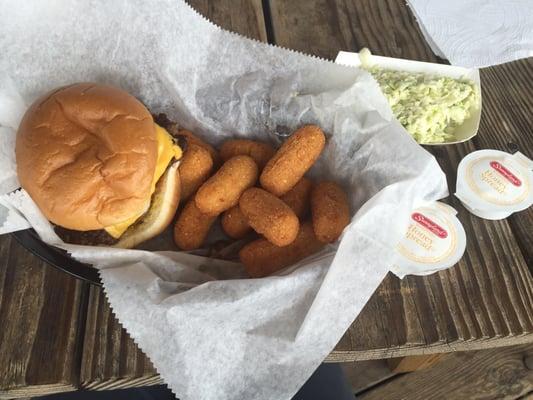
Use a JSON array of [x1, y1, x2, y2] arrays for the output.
[[0, 0, 448, 399]]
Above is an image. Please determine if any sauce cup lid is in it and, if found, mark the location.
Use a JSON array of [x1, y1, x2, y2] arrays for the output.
[[391, 201, 466, 277], [455, 150, 533, 220]]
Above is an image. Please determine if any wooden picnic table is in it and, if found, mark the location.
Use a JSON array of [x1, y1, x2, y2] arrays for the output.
[[1, 0, 532, 398]]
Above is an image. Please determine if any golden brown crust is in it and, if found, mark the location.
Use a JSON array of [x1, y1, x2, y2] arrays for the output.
[[239, 188, 299, 246], [260, 125, 325, 196], [280, 177, 313, 218], [311, 181, 350, 243], [178, 143, 213, 201], [16, 83, 157, 231], [195, 155, 258, 216], [178, 129, 220, 167], [221, 205, 251, 239], [239, 222, 324, 278], [174, 198, 217, 250], [219, 139, 275, 169]]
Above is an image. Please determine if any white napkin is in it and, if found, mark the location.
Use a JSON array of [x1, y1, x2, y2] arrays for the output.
[[408, 0, 533, 67], [0, 1, 448, 399]]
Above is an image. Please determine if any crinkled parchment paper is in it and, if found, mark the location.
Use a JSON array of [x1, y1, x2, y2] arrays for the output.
[[0, 1, 447, 399]]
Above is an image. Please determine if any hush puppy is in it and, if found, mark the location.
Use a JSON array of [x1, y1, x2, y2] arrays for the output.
[[178, 129, 220, 166], [221, 205, 251, 239], [239, 188, 299, 246], [220, 139, 275, 170], [195, 155, 258, 216], [260, 125, 325, 196], [178, 143, 213, 201], [239, 222, 324, 278], [174, 199, 217, 250], [280, 177, 313, 218], [311, 181, 350, 243]]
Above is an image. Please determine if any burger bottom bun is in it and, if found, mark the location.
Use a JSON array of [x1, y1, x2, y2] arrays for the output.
[[114, 161, 181, 249]]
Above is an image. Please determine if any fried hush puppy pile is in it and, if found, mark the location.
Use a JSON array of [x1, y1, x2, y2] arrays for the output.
[[172, 125, 351, 278]]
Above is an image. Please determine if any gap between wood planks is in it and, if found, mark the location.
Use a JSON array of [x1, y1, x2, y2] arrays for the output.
[[260, 0, 276, 44]]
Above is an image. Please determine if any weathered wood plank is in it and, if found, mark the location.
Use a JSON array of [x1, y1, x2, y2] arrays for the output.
[[269, 0, 438, 61], [387, 353, 445, 373], [359, 344, 533, 400], [269, 0, 533, 361], [0, 235, 87, 399], [476, 59, 533, 268], [341, 359, 397, 394], [80, 286, 159, 390]]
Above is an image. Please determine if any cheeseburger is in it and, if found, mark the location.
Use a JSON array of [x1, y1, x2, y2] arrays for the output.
[[16, 83, 184, 248]]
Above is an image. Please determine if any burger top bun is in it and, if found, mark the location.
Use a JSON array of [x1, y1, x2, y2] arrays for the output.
[[16, 83, 158, 231]]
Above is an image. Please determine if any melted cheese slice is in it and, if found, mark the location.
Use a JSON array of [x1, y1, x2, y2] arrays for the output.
[[104, 124, 182, 238]]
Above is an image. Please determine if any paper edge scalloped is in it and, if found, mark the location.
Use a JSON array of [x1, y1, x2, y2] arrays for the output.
[[95, 269, 173, 393]]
